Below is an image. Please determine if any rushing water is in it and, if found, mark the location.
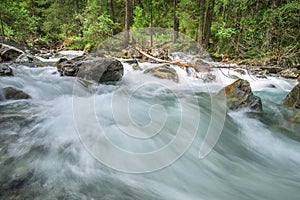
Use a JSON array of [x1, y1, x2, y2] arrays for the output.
[[0, 61, 299, 200]]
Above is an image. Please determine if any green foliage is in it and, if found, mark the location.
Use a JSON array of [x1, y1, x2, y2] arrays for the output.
[[215, 23, 236, 41], [133, 6, 148, 28], [0, 1, 39, 43], [82, 14, 116, 44], [64, 37, 86, 50], [177, 0, 199, 39], [42, 0, 79, 42], [0, 0, 298, 66], [132, 0, 173, 29]]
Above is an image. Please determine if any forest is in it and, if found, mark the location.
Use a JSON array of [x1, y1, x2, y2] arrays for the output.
[[0, 0, 299, 66]]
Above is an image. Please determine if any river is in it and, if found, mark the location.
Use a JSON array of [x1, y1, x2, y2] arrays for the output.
[[0, 60, 299, 200]]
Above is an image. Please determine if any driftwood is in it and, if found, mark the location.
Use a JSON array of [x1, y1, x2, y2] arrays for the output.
[[135, 47, 260, 80], [135, 47, 240, 69], [136, 47, 196, 68]]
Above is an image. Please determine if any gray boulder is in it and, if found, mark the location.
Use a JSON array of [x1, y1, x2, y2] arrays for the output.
[[2, 87, 31, 100], [0, 43, 43, 67], [58, 57, 124, 84], [57, 60, 79, 76], [144, 64, 179, 83], [221, 79, 262, 112], [0, 43, 23, 62], [283, 84, 300, 109], [78, 57, 123, 83]]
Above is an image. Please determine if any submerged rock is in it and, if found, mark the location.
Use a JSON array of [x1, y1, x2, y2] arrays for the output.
[[2, 87, 31, 100], [200, 72, 216, 82], [123, 59, 142, 71], [0, 65, 14, 76], [144, 64, 179, 83], [222, 79, 262, 112], [283, 84, 300, 109], [131, 63, 143, 71]]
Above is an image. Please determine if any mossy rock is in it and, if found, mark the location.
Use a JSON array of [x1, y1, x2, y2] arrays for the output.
[[221, 79, 262, 112], [284, 84, 300, 109], [2, 87, 31, 100]]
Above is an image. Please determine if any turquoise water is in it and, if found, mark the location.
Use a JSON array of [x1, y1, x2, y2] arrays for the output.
[[0, 64, 299, 200]]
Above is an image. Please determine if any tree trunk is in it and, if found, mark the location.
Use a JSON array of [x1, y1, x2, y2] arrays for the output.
[[173, 0, 179, 43], [198, 0, 205, 47], [0, 12, 4, 38], [75, 0, 79, 11], [75, 0, 83, 37], [29, 0, 36, 16], [236, 9, 242, 53], [203, 0, 214, 48], [133, 0, 140, 7], [124, 0, 132, 48], [150, 0, 153, 47], [272, 0, 282, 7], [263, 0, 282, 52], [110, 0, 115, 22]]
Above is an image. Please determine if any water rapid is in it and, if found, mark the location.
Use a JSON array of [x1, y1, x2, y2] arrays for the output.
[[0, 61, 299, 200]]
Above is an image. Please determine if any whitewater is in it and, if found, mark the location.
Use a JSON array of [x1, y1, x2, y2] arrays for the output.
[[0, 59, 299, 200]]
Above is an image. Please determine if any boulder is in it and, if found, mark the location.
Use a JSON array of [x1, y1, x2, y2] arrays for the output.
[[57, 60, 79, 76], [222, 79, 262, 112], [144, 64, 179, 83], [77, 57, 124, 83], [0, 65, 14, 76], [283, 84, 300, 109], [0, 43, 24, 61], [2, 87, 31, 100], [15, 53, 42, 64], [279, 68, 300, 79], [0, 37, 38, 54], [58, 57, 124, 83], [192, 59, 211, 73], [0, 43, 43, 66]]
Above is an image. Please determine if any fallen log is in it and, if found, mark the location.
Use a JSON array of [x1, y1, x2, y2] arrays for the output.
[[136, 47, 195, 67], [136, 47, 260, 81], [135, 47, 240, 70]]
